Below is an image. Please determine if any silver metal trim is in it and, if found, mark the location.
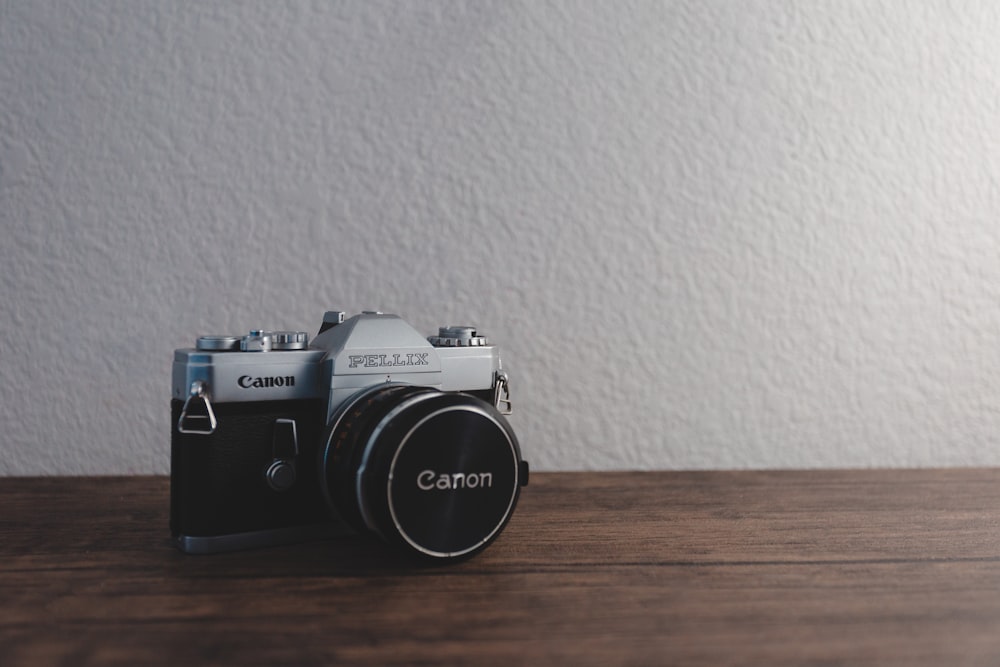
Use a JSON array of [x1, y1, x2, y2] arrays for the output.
[[172, 347, 326, 403], [175, 522, 351, 554]]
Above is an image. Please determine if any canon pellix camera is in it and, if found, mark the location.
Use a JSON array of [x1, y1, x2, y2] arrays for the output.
[[171, 310, 528, 562]]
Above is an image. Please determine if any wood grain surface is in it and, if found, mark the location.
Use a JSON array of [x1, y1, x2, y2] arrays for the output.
[[3, 470, 1000, 666]]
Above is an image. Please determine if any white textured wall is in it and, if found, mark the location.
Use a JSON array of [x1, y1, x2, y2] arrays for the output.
[[3, 1, 1000, 474]]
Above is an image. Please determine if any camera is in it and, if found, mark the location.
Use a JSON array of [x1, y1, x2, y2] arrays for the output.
[[171, 310, 528, 562]]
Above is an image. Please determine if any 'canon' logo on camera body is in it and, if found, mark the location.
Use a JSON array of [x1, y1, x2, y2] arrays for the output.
[[237, 375, 296, 389], [417, 469, 494, 491]]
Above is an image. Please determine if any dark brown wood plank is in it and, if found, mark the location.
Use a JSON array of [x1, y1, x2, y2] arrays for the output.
[[1, 471, 1000, 665]]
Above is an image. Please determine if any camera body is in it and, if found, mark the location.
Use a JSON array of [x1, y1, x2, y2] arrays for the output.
[[171, 311, 525, 561]]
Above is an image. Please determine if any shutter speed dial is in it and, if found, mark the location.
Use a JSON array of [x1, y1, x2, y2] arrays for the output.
[[428, 326, 488, 347]]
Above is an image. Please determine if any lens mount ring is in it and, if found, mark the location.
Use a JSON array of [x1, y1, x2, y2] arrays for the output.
[[319, 384, 432, 532], [353, 390, 442, 539]]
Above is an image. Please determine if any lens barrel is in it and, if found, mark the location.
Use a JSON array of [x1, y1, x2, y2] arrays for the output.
[[321, 385, 525, 561]]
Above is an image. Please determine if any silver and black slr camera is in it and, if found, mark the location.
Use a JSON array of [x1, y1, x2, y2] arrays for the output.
[[171, 310, 528, 562]]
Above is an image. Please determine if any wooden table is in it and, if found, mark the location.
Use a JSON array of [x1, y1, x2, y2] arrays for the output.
[[3, 470, 1000, 665]]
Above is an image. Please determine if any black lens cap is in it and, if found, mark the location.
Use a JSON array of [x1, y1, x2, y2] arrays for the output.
[[339, 390, 525, 561]]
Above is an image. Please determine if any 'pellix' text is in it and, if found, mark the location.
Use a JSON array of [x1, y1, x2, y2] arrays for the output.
[[348, 353, 429, 369]]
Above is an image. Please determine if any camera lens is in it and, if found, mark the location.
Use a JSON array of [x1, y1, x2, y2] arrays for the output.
[[320, 385, 525, 561]]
